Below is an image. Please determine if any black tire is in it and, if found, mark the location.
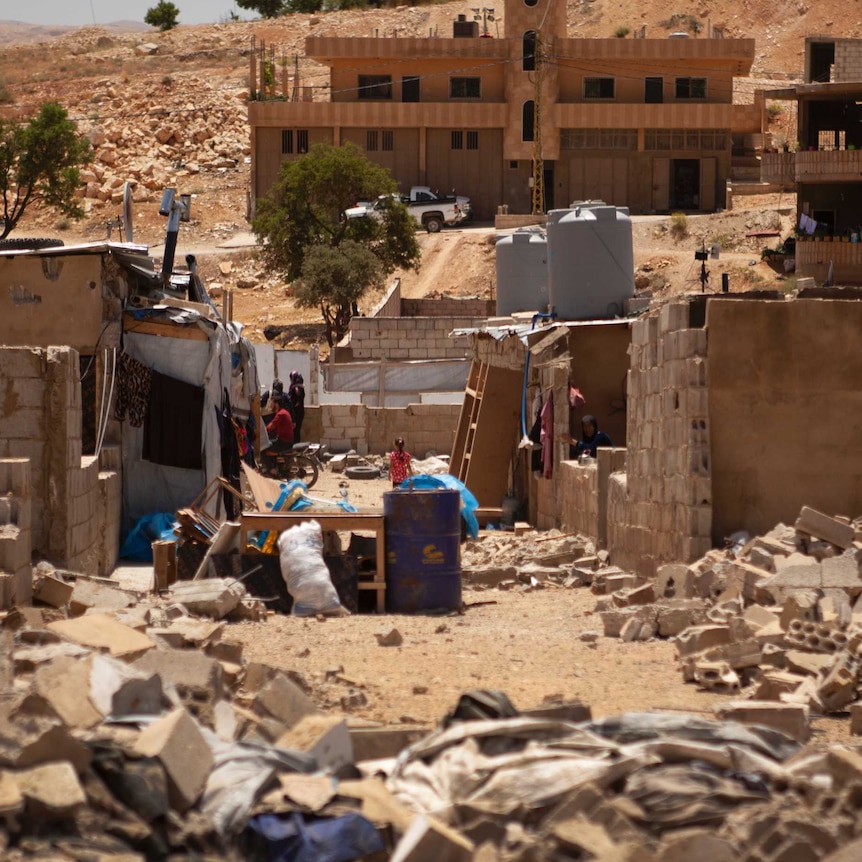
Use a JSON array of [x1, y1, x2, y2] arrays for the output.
[[345, 465, 381, 480], [0, 238, 65, 251], [282, 454, 319, 489], [424, 216, 443, 233]]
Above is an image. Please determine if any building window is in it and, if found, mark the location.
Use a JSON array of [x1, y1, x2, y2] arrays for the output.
[[450, 77, 481, 98], [675, 77, 707, 99], [522, 100, 535, 142], [509, 159, 519, 169], [366, 130, 379, 151], [358, 75, 392, 99], [282, 129, 308, 154], [584, 77, 615, 99], [523, 31, 537, 71], [644, 128, 729, 150], [525, 0, 538, 6], [451, 130, 464, 150], [382, 130, 394, 151], [561, 128, 637, 149], [466, 130, 479, 150]]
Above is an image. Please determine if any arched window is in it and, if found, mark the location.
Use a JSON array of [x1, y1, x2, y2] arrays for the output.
[[522, 100, 535, 142], [523, 31, 537, 71], [525, 0, 538, 7]]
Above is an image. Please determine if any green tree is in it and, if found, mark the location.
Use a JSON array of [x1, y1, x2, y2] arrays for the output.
[[235, 0, 287, 17], [144, 0, 180, 30], [252, 142, 420, 345], [296, 242, 382, 346], [0, 102, 92, 240]]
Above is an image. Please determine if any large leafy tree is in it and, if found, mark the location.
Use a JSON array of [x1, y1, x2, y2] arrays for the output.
[[0, 102, 92, 240], [253, 142, 420, 345]]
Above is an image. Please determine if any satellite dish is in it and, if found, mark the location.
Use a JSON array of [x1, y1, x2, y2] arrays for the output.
[[123, 181, 134, 243]]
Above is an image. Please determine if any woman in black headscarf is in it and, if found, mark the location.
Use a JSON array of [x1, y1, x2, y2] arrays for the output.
[[570, 414, 613, 459]]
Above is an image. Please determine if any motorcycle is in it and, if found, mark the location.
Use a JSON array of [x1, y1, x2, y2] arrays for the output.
[[259, 442, 325, 489]]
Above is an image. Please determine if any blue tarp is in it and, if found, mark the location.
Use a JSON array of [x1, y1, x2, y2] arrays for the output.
[[398, 473, 480, 538]]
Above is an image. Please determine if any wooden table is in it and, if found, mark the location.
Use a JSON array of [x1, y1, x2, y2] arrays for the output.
[[240, 511, 386, 612]]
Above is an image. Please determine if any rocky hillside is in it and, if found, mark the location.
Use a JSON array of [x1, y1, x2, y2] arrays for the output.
[[0, 0, 852, 244]]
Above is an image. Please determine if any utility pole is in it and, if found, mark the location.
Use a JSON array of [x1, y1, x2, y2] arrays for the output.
[[531, 33, 544, 215]]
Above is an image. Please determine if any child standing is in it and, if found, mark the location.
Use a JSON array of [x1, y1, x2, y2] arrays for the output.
[[389, 436, 414, 488]]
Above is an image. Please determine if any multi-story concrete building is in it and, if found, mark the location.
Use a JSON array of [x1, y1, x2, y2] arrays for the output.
[[248, 0, 755, 220], [761, 36, 862, 283]]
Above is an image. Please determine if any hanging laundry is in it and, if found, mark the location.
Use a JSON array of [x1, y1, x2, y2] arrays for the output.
[[569, 385, 586, 410], [540, 389, 554, 480], [142, 370, 204, 470], [799, 213, 817, 235], [114, 352, 152, 428]]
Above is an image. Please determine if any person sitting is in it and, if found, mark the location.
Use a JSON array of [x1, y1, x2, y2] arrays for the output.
[[265, 395, 295, 452], [570, 414, 613, 460]]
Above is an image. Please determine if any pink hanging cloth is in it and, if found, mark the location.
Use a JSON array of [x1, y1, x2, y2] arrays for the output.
[[540, 390, 554, 479]]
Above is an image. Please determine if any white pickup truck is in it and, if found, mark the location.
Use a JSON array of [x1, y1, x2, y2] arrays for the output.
[[345, 186, 471, 233]]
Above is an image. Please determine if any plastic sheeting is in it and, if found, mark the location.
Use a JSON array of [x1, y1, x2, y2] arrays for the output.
[[121, 323, 231, 529], [326, 360, 469, 395], [387, 713, 801, 824]]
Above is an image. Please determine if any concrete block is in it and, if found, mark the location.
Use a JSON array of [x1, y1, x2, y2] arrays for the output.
[[785, 650, 836, 677], [796, 507, 854, 550], [350, 725, 429, 762], [133, 707, 213, 812], [133, 649, 223, 725], [850, 703, 862, 736], [754, 670, 808, 701], [69, 578, 137, 616], [255, 673, 321, 729], [692, 661, 740, 693], [674, 625, 732, 657], [818, 654, 859, 712], [90, 653, 163, 718], [612, 583, 655, 607], [32, 655, 101, 729], [659, 831, 736, 862], [822, 555, 862, 591], [276, 714, 353, 771], [32, 572, 73, 609], [16, 762, 86, 818], [47, 613, 155, 659], [390, 814, 474, 862], [779, 591, 820, 630], [715, 701, 810, 743], [599, 606, 658, 639]]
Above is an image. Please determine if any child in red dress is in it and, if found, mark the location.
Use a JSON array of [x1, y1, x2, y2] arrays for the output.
[[389, 436, 414, 487]]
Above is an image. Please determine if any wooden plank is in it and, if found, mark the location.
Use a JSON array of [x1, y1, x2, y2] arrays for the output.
[[123, 315, 208, 341], [241, 462, 284, 511]]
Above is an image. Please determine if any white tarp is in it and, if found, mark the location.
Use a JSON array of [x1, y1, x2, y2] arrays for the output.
[[121, 323, 231, 527], [327, 360, 468, 395]]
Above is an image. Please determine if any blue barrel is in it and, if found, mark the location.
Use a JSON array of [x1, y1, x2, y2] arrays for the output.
[[384, 489, 462, 613]]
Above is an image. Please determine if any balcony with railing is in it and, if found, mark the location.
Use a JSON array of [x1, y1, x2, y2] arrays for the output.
[[796, 236, 862, 285], [795, 148, 862, 182]]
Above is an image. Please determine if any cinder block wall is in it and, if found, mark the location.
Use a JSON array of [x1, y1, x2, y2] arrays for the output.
[[402, 298, 495, 317], [345, 317, 477, 361], [0, 347, 121, 581], [0, 458, 32, 606], [304, 404, 460, 456], [835, 41, 862, 82], [607, 302, 712, 575]]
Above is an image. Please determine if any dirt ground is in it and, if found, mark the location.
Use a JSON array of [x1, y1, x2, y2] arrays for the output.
[[229, 461, 853, 745]]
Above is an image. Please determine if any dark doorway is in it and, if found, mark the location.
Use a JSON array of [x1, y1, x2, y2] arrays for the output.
[[808, 42, 835, 83], [812, 209, 835, 235], [670, 159, 700, 209], [522, 100, 535, 142], [401, 76, 420, 102], [645, 77, 663, 103], [543, 163, 554, 211]]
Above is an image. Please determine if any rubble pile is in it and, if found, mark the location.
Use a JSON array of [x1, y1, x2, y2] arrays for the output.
[[596, 505, 862, 738], [387, 710, 862, 862], [461, 529, 628, 591]]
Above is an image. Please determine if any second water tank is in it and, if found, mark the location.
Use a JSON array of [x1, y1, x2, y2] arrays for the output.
[[495, 228, 548, 316], [547, 204, 634, 320]]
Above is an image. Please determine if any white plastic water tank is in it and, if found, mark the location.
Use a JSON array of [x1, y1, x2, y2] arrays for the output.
[[546, 203, 634, 320], [495, 228, 548, 316]]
